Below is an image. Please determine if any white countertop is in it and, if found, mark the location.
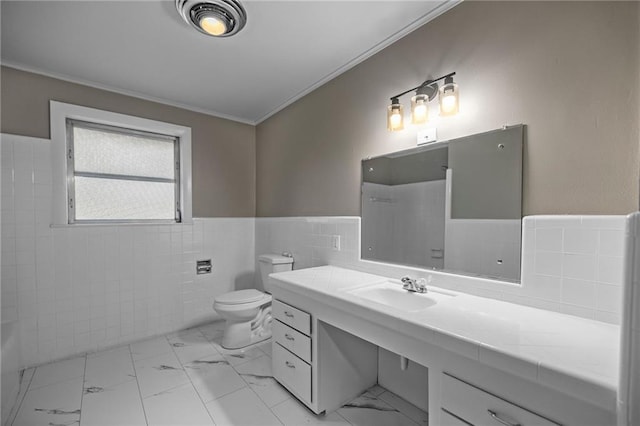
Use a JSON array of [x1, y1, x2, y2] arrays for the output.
[[269, 265, 619, 411]]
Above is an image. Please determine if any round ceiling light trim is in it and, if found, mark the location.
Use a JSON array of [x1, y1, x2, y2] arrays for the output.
[[176, 0, 247, 38]]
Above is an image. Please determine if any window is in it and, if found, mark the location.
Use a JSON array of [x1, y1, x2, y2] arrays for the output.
[[67, 120, 180, 223], [51, 101, 192, 225]]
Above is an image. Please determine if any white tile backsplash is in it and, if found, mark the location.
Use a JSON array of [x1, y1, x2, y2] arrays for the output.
[[521, 215, 627, 324], [256, 214, 627, 325], [1, 134, 255, 367]]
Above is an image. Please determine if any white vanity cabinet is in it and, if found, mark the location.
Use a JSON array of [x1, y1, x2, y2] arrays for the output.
[[272, 300, 313, 405], [440, 373, 561, 426], [271, 296, 379, 415]]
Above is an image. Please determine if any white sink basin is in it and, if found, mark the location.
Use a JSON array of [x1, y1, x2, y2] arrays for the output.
[[347, 280, 455, 312]]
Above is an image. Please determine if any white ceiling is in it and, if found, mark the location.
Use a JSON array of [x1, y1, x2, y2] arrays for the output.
[[1, 1, 456, 124]]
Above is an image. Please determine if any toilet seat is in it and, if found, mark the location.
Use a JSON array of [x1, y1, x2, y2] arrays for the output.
[[215, 289, 266, 305], [214, 290, 272, 312]]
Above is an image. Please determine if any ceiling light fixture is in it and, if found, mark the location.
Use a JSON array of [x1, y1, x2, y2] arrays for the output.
[[176, 0, 247, 38], [387, 72, 459, 131]]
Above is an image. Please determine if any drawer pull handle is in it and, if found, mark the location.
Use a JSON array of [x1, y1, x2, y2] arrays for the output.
[[488, 410, 521, 426], [285, 361, 296, 369], [284, 311, 294, 318], [284, 334, 295, 341]]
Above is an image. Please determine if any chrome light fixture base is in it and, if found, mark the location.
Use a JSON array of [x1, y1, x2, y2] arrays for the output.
[[176, 0, 247, 37]]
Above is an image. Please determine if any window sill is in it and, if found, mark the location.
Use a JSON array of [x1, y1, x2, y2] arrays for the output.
[[50, 220, 193, 228]]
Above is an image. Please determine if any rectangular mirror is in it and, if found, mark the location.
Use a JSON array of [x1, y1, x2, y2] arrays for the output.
[[361, 125, 524, 282]]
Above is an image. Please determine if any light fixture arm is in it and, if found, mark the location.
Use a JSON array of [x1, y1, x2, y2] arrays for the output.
[[389, 72, 456, 101]]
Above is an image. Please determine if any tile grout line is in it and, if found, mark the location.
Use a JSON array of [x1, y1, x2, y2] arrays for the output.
[[7, 367, 37, 426], [128, 344, 151, 426], [166, 330, 218, 425], [228, 353, 285, 425], [77, 354, 88, 426]]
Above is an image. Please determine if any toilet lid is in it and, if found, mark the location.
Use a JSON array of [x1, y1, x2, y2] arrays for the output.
[[215, 289, 265, 305]]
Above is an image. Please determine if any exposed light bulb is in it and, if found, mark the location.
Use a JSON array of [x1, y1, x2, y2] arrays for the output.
[[441, 93, 457, 114], [200, 15, 227, 36], [387, 99, 404, 131], [438, 77, 459, 116], [411, 97, 428, 125], [390, 111, 402, 127]]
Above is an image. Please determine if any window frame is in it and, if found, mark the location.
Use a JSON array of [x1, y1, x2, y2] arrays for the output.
[[50, 101, 193, 225]]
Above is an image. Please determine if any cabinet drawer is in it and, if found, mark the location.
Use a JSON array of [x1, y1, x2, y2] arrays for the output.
[[273, 343, 311, 403], [441, 409, 473, 426], [273, 300, 311, 336], [441, 373, 561, 426], [274, 320, 311, 363]]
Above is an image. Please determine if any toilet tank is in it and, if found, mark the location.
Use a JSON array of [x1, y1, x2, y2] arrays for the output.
[[258, 254, 294, 293]]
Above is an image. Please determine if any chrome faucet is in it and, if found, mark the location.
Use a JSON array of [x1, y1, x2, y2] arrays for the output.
[[401, 276, 428, 293]]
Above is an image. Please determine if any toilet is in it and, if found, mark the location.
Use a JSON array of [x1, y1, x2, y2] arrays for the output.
[[213, 254, 294, 349]]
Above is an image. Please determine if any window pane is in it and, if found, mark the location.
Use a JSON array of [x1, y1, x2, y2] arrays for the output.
[[75, 177, 175, 220], [73, 126, 175, 179]]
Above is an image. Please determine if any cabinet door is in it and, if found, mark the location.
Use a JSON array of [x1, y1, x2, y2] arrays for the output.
[[441, 373, 561, 426]]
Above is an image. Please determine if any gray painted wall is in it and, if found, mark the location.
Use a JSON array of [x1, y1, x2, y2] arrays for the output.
[[256, 1, 640, 217], [0, 66, 256, 217]]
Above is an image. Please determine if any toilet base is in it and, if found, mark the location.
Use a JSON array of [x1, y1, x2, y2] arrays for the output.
[[221, 305, 273, 349]]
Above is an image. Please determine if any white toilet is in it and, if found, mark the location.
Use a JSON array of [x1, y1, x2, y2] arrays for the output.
[[213, 254, 293, 349]]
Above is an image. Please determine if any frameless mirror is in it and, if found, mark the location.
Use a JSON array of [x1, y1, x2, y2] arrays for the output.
[[361, 125, 524, 282]]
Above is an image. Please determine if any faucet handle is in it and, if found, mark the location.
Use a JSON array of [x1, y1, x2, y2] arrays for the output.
[[416, 278, 428, 293]]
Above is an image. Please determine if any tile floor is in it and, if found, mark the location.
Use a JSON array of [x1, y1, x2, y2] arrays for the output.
[[6, 321, 429, 426]]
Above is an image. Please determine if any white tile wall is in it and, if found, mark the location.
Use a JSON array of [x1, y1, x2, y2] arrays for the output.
[[256, 215, 627, 325], [521, 215, 627, 323], [1, 134, 255, 367]]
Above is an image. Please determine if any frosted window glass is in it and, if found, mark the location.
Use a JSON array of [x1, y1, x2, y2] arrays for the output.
[[75, 177, 175, 220], [73, 126, 175, 179]]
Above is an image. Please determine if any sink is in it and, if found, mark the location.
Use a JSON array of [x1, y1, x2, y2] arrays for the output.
[[347, 280, 455, 312]]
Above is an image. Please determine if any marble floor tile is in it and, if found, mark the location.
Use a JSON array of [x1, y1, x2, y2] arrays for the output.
[[198, 321, 225, 340], [12, 377, 83, 426], [6, 329, 428, 426], [29, 356, 86, 390], [80, 378, 147, 426], [4, 368, 36, 426], [171, 340, 219, 365], [234, 355, 290, 407], [131, 336, 173, 361], [272, 397, 351, 426], [365, 384, 386, 397], [85, 346, 135, 389], [134, 351, 190, 398], [205, 387, 283, 426], [255, 339, 273, 358], [337, 392, 420, 426], [167, 328, 209, 346], [143, 382, 214, 426], [184, 353, 247, 403], [209, 338, 266, 367], [379, 391, 429, 426]]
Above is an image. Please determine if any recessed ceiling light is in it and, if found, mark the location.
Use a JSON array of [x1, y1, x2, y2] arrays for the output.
[[176, 0, 247, 38]]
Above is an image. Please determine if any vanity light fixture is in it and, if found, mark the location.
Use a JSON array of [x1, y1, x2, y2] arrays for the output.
[[176, 0, 247, 37], [387, 97, 404, 131], [387, 72, 459, 131]]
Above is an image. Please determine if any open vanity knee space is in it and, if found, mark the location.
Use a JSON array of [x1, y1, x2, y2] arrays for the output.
[[270, 266, 618, 426]]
